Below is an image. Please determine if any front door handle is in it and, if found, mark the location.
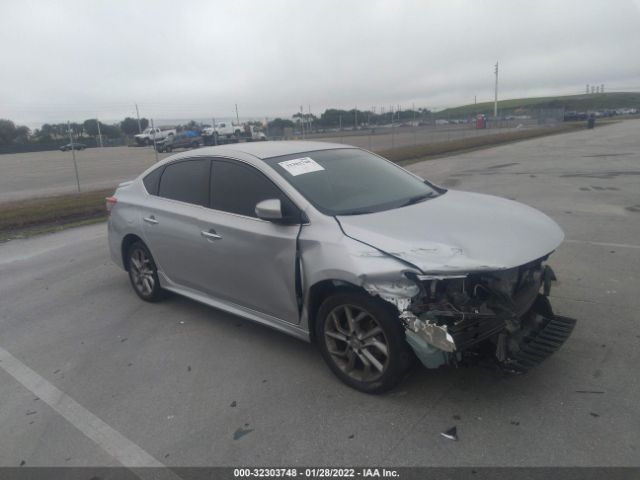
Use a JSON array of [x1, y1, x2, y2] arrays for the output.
[[201, 230, 222, 241], [143, 216, 159, 225]]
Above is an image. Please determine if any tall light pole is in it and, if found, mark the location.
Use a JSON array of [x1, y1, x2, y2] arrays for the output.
[[135, 103, 142, 133], [67, 121, 81, 192], [96, 119, 103, 147], [494, 61, 499, 118]]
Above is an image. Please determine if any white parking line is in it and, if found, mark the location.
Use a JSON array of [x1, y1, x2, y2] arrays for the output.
[[565, 239, 640, 250], [0, 345, 178, 475]]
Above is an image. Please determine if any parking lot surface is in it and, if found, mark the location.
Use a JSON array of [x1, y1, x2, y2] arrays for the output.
[[0, 120, 639, 467]]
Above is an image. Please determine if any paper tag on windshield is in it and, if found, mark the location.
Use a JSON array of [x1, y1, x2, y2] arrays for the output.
[[278, 157, 325, 176]]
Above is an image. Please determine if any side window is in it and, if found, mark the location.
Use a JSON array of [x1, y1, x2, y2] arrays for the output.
[[158, 159, 210, 207], [211, 160, 297, 218], [143, 166, 164, 195]]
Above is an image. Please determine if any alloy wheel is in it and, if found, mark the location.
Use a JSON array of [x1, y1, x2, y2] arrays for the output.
[[323, 304, 390, 382], [129, 247, 155, 296]]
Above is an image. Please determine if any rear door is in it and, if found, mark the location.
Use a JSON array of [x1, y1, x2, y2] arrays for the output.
[[141, 158, 214, 291], [196, 158, 302, 324]]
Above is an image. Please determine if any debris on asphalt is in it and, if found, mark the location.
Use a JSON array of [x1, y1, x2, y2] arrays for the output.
[[348, 434, 355, 439], [25, 410, 36, 416], [53, 369, 60, 374], [19, 460, 25, 466], [590, 412, 600, 417], [120, 338, 127, 342], [230, 401, 237, 408], [575, 390, 605, 394], [510, 421, 520, 426], [233, 427, 254, 440], [452, 414, 461, 420], [440, 426, 458, 441]]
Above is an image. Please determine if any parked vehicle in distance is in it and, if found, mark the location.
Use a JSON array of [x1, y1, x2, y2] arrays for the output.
[[59, 142, 87, 151], [155, 131, 202, 153], [202, 122, 243, 140], [134, 127, 176, 146], [107, 141, 576, 393]]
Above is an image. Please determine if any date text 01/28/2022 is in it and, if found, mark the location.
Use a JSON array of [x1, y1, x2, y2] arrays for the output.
[[233, 467, 399, 477]]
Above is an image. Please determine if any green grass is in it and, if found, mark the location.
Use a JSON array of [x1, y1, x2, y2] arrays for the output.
[[436, 92, 640, 118], [380, 123, 585, 163], [0, 188, 112, 241]]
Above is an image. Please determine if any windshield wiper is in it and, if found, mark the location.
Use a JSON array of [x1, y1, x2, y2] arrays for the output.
[[338, 209, 374, 216], [400, 192, 436, 207]]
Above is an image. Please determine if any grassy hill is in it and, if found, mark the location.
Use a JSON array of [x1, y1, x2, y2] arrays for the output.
[[436, 92, 640, 117]]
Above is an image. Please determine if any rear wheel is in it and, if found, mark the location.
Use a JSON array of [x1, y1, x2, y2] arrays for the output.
[[191, 141, 199, 148], [127, 241, 164, 302], [315, 290, 412, 393]]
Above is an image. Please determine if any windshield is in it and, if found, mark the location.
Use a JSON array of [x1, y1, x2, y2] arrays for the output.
[[264, 148, 439, 216]]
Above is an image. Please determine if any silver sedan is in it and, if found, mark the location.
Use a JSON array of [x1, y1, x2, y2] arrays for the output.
[[107, 141, 575, 393]]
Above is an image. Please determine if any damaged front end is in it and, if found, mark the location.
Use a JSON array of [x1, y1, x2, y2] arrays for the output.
[[398, 257, 576, 372]]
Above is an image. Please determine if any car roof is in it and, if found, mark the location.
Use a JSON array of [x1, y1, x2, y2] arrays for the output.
[[189, 140, 356, 160], [140, 140, 359, 179]]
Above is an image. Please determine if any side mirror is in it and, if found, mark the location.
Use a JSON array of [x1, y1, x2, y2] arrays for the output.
[[255, 199, 284, 222]]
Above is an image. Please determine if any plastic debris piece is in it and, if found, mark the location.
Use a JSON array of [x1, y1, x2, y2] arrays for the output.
[[440, 426, 458, 441]]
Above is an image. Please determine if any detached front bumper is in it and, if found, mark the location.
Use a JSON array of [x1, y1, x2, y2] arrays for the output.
[[398, 263, 577, 371]]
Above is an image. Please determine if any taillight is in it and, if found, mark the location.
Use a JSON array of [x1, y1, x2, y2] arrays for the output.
[[105, 196, 117, 215]]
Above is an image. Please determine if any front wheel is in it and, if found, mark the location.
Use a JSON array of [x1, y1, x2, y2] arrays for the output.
[[127, 241, 164, 302], [315, 291, 412, 393]]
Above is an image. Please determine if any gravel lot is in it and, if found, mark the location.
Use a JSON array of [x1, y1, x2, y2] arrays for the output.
[[0, 120, 638, 468]]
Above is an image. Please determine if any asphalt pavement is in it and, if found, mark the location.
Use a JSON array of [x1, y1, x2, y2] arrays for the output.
[[0, 120, 639, 467]]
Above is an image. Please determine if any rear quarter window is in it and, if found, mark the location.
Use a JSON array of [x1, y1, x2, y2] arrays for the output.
[[143, 167, 163, 195]]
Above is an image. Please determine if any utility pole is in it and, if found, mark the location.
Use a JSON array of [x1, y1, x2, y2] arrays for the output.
[[235, 104, 240, 125], [135, 103, 142, 133], [494, 61, 499, 118], [212, 117, 217, 145], [67, 121, 81, 192], [300, 105, 305, 139], [96, 119, 103, 147], [308, 104, 312, 133], [150, 118, 159, 163], [355, 106, 358, 130]]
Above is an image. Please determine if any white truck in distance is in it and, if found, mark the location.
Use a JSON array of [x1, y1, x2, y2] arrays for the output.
[[134, 127, 176, 146], [201, 122, 243, 139]]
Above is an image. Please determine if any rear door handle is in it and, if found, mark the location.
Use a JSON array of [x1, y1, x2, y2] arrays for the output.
[[201, 229, 222, 240], [143, 216, 159, 225]]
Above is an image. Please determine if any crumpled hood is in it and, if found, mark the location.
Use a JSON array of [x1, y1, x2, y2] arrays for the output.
[[337, 190, 564, 273]]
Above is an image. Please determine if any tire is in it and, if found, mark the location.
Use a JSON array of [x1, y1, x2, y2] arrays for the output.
[[315, 290, 412, 394], [145, 138, 151, 146], [126, 241, 164, 302], [191, 141, 199, 148], [165, 146, 172, 152]]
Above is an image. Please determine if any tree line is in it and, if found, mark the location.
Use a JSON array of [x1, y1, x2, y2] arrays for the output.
[[0, 106, 432, 147]]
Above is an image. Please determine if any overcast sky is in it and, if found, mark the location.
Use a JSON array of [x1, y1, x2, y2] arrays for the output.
[[2, 0, 640, 126]]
